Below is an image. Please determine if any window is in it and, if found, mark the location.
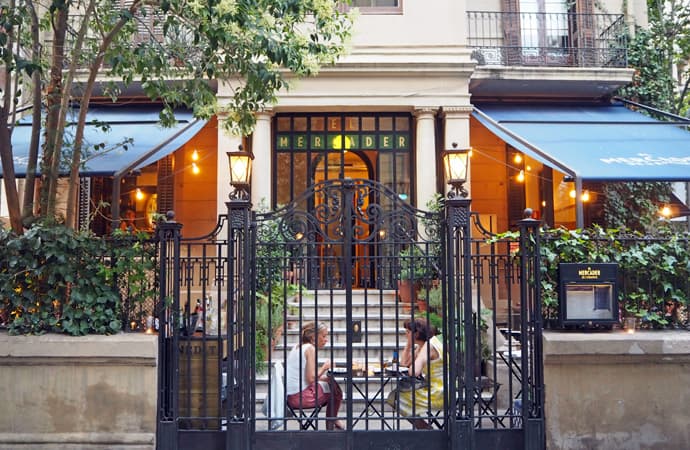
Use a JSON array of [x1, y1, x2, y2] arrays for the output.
[[519, 0, 569, 57], [349, 0, 402, 14], [273, 113, 412, 208]]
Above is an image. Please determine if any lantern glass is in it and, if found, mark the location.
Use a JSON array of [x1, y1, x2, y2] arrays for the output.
[[442, 149, 469, 184], [227, 151, 253, 187]]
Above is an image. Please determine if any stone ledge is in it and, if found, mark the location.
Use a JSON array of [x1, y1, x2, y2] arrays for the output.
[[0, 432, 154, 444], [543, 330, 690, 360], [0, 332, 157, 360]]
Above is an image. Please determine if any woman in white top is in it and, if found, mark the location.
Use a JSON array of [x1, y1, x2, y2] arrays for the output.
[[286, 321, 343, 430]]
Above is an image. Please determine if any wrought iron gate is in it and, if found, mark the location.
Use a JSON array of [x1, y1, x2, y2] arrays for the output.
[[155, 179, 545, 450]]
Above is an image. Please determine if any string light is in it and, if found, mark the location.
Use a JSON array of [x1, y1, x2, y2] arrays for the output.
[[516, 170, 525, 182], [191, 149, 199, 161], [660, 205, 672, 218], [192, 162, 200, 175], [135, 188, 144, 201], [569, 189, 591, 202]]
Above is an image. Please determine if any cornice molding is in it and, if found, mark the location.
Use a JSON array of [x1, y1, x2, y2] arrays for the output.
[[441, 106, 474, 117]]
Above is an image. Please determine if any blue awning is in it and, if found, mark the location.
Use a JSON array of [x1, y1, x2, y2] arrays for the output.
[[5, 106, 207, 177], [472, 102, 690, 181]]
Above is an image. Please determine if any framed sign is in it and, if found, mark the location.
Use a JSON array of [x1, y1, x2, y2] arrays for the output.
[[558, 263, 619, 329]]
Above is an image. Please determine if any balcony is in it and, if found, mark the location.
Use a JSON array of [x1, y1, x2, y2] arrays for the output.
[[467, 11, 627, 68]]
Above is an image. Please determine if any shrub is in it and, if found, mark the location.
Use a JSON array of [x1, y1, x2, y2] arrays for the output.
[[0, 223, 157, 335]]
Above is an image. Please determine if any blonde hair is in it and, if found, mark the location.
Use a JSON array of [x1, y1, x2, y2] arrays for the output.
[[300, 321, 328, 344]]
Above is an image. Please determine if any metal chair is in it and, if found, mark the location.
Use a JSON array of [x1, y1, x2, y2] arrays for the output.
[[286, 402, 324, 430]]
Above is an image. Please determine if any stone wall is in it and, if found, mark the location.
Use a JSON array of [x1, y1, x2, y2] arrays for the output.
[[544, 330, 690, 450], [0, 333, 157, 450]]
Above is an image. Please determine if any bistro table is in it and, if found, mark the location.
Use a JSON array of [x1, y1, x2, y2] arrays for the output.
[[329, 366, 409, 429]]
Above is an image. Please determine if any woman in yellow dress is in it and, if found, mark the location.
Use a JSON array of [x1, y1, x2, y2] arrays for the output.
[[387, 317, 444, 429]]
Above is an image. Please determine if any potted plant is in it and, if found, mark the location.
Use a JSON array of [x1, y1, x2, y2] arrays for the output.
[[397, 245, 428, 304], [427, 284, 443, 315], [398, 193, 444, 306]]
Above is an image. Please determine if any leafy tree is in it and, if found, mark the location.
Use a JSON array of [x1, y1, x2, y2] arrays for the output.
[[0, 0, 355, 233], [603, 181, 673, 232]]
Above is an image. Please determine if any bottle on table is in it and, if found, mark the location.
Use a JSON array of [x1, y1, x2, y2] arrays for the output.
[[391, 350, 399, 371]]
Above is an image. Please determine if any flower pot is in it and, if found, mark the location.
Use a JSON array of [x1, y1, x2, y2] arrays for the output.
[[398, 279, 420, 304]]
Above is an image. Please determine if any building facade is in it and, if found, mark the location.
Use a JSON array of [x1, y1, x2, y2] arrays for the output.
[[5, 0, 662, 235]]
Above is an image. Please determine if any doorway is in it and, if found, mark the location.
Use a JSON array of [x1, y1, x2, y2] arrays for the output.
[[274, 113, 413, 289]]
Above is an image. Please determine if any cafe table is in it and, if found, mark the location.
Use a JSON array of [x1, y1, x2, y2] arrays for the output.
[[329, 365, 409, 429]]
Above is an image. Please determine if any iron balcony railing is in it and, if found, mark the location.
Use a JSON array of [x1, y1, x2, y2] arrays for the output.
[[467, 11, 627, 68]]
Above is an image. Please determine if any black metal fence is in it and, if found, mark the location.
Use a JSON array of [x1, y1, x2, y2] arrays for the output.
[[153, 185, 547, 449], [467, 11, 627, 67]]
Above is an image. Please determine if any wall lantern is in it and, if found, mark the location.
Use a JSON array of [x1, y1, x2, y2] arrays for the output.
[[226, 145, 253, 200], [441, 142, 470, 198]]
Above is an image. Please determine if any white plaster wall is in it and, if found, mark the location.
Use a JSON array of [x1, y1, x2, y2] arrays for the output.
[[349, 1, 465, 47]]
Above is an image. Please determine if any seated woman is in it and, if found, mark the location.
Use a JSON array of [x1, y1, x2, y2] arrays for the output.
[[285, 321, 344, 430], [387, 317, 444, 429]]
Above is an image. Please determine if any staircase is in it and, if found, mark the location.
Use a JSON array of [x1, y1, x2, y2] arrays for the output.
[[255, 289, 414, 421]]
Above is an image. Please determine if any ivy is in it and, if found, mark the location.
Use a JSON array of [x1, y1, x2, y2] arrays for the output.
[[0, 223, 157, 335], [539, 226, 690, 329]]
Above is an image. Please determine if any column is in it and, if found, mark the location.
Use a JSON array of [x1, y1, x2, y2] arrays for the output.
[[442, 106, 473, 197], [217, 112, 243, 217], [252, 110, 273, 209], [414, 108, 437, 211]]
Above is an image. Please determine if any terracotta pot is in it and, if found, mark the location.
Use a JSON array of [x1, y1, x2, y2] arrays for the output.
[[398, 279, 420, 303]]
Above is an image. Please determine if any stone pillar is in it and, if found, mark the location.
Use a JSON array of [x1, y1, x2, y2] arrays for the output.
[[414, 108, 437, 210], [441, 106, 473, 197], [217, 114, 243, 217], [252, 110, 273, 209]]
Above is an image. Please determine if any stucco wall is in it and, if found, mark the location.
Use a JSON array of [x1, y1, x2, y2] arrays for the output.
[[0, 333, 157, 450], [544, 331, 690, 450]]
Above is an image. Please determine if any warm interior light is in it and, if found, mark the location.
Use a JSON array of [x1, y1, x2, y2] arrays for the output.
[[516, 170, 525, 183], [660, 205, 672, 217], [192, 162, 200, 175], [526, 165, 532, 172], [541, 200, 546, 207], [332, 135, 353, 151], [513, 154, 522, 164], [135, 188, 144, 201], [569, 189, 576, 199], [581, 190, 590, 202], [191, 149, 199, 161]]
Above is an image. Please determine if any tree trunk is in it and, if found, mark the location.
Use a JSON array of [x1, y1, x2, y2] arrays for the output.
[[0, 0, 24, 234], [21, 0, 42, 225], [42, 5, 69, 218], [65, 0, 141, 229]]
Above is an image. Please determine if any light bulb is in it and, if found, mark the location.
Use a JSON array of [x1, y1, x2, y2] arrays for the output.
[[191, 149, 199, 161], [516, 170, 525, 182], [192, 162, 200, 175], [135, 188, 144, 201]]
